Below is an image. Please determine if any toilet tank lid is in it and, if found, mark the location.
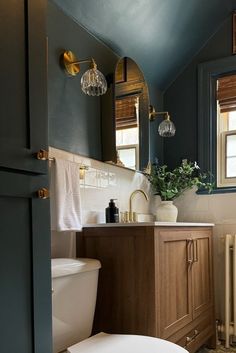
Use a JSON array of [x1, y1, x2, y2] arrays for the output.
[[51, 258, 101, 279]]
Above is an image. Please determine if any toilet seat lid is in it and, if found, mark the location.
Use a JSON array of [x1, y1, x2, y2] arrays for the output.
[[67, 332, 188, 353]]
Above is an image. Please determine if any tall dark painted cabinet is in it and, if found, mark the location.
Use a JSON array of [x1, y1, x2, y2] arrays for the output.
[[0, 1, 52, 353]]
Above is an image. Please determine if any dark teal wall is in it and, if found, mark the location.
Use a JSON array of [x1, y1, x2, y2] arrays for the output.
[[163, 16, 233, 169], [48, 1, 118, 160], [47, 1, 163, 165]]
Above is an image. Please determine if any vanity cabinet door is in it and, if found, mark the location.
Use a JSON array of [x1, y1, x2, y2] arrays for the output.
[[157, 230, 193, 339], [191, 230, 214, 319], [157, 227, 215, 350], [81, 226, 157, 337]]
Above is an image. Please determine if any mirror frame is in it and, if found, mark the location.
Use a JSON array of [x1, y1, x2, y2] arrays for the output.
[[101, 57, 149, 171]]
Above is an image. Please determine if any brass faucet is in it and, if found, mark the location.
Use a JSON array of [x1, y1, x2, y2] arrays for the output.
[[129, 189, 149, 222]]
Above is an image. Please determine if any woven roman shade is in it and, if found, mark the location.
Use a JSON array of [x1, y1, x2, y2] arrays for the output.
[[115, 95, 139, 130], [217, 74, 236, 113]]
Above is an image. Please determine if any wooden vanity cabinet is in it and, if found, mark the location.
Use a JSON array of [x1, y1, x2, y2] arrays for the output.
[[79, 226, 215, 353]]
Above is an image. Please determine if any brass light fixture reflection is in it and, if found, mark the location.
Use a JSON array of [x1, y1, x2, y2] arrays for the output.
[[149, 105, 176, 137], [61, 50, 107, 96]]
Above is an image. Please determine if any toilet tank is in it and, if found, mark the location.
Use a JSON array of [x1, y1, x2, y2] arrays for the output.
[[51, 258, 101, 353]]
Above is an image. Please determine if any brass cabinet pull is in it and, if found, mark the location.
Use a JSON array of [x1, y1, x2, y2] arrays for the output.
[[193, 239, 199, 263], [186, 329, 199, 344], [38, 188, 50, 199], [187, 238, 193, 264], [36, 149, 49, 160]]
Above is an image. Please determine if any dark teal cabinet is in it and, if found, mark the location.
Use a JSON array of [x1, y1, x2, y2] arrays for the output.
[[0, 1, 52, 352]]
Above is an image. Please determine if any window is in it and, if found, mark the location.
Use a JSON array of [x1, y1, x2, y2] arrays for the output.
[[198, 55, 236, 192], [117, 145, 138, 170], [217, 112, 236, 186], [116, 127, 139, 170], [217, 75, 236, 187]]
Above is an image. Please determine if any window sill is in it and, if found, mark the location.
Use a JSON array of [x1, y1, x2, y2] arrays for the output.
[[196, 187, 236, 195]]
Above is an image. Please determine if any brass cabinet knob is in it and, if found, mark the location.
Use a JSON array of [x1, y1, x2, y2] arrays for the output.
[[186, 329, 199, 343], [36, 149, 49, 160], [37, 188, 50, 199]]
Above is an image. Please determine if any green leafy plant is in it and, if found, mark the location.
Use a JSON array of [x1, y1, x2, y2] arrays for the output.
[[145, 160, 213, 201]]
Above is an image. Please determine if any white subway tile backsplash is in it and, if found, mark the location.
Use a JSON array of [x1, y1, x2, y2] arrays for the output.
[[97, 170, 109, 188], [108, 172, 117, 186], [50, 147, 236, 230], [84, 168, 97, 187], [50, 147, 153, 220]]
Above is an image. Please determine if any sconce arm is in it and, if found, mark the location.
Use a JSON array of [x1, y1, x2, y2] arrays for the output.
[[70, 58, 91, 65], [69, 57, 97, 69], [149, 105, 170, 121], [61, 50, 96, 76]]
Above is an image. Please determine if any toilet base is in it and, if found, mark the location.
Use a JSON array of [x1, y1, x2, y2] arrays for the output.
[[67, 332, 188, 353]]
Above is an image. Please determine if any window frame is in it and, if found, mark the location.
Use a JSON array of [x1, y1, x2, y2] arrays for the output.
[[198, 55, 236, 193], [217, 129, 236, 187], [117, 144, 139, 170]]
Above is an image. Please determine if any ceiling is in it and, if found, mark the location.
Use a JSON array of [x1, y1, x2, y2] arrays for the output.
[[52, 0, 236, 91]]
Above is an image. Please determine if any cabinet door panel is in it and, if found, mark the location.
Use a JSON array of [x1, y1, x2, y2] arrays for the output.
[[0, 0, 48, 174], [191, 231, 213, 318], [0, 196, 33, 352], [158, 231, 193, 338], [0, 172, 52, 353], [81, 227, 157, 337]]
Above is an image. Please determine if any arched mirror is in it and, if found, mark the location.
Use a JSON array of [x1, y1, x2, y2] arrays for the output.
[[101, 57, 150, 171]]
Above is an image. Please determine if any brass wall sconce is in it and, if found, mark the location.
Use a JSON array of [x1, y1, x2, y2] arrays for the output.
[[149, 105, 176, 137], [61, 50, 107, 96]]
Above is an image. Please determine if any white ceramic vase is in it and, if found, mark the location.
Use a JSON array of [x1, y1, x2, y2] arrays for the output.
[[156, 201, 178, 222]]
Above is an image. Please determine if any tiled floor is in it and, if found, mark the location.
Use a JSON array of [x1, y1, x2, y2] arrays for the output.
[[198, 345, 236, 353]]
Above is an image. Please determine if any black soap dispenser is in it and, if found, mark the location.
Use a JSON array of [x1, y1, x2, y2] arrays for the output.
[[106, 199, 119, 223]]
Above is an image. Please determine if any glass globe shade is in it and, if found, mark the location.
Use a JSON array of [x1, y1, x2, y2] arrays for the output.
[[158, 119, 176, 137], [81, 68, 107, 96]]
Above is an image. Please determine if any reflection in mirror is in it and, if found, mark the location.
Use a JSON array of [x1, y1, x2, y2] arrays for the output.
[[114, 57, 149, 170], [115, 94, 140, 169]]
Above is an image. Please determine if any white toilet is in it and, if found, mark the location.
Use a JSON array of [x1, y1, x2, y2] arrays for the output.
[[51, 258, 188, 353]]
